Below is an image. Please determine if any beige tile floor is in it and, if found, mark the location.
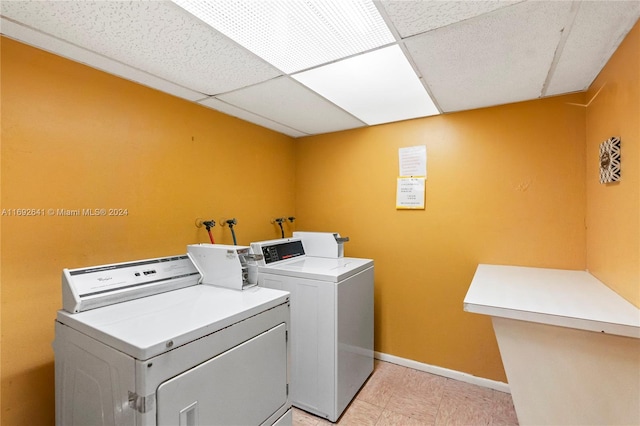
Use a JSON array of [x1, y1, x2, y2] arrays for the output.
[[293, 360, 519, 426]]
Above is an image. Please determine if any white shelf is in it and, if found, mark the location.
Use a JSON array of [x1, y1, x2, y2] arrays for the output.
[[464, 264, 640, 338]]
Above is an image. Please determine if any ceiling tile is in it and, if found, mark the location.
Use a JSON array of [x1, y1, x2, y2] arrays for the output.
[[405, 0, 574, 112], [2, 0, 637, 138], [1, 0, 281, 95], [216, 77, 366, 135], [0, 17, 207, 102], [544, 1, 640, 96], [379, 0, 524, 38], [198, 97, 309, 138]]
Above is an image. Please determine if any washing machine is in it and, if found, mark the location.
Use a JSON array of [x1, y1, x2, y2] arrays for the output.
[[54, 254, 292, 426], [250, 237, 374, 422]]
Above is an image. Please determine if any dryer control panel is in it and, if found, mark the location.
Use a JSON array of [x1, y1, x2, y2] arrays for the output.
[[62, 255, 201, 313]]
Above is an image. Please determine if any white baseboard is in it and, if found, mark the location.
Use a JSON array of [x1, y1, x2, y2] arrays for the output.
[[374, 351, 510, 394]]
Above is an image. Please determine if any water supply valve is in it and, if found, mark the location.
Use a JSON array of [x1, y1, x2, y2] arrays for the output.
[[195, 218, 216, 243]]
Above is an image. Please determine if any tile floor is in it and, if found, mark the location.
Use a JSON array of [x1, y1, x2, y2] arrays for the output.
[[292, 360, 519, 426]]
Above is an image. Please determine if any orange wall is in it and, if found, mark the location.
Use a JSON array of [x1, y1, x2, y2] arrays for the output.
[[2, 20, 638, 426], [295, 95, 587, 382], [585, 21, 640, 307], [1, 37, 296, 425]]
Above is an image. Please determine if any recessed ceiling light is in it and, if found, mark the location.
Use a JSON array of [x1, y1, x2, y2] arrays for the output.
[[173, 0, 440, 127], [172, 0, 395, 73], [293, 45, 440, 125]]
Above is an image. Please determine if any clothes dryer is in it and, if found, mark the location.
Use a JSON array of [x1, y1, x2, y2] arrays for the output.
[[54, 254, 291, 426], [250, 238, 374, 422]]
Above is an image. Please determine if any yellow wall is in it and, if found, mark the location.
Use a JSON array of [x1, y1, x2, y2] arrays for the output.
[[1, 37, 296, 425], [295, 95, 587, 381], [585, 21, 640, 307]]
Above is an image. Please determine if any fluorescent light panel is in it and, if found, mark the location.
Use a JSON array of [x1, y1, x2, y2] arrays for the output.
[[172, 0, 395, 73], [173, 0, 440, 127], [293, 45, 439, 125]]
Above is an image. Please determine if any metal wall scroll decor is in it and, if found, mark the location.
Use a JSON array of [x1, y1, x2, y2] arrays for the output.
[[599, 136, 621, 184]]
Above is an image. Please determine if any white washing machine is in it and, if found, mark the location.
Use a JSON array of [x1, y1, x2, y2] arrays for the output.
[[250, 237, 374, 422], [54, 254, 292, 426]]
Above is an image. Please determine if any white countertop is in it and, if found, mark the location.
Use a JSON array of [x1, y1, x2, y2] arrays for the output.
[[464, 264, 640, 338]]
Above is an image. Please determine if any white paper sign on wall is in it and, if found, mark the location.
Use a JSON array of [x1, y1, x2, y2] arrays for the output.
[[397, 145, 427, 210]]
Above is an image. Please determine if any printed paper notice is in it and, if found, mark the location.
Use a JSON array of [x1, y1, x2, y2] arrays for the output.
[[399, 145, 427, 177], [396, 177, 425, 209]]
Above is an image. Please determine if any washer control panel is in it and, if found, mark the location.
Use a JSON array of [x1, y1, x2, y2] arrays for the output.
[[251, 238, 305, 265]]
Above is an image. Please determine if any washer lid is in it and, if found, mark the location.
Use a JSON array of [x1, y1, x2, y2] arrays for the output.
[[56, 285, 289, 360], [258, 256, 373, 282]]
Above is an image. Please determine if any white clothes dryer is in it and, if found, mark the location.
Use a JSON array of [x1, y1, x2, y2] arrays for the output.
[[54, 254, 292, 426], [250, 238, 374, 422]]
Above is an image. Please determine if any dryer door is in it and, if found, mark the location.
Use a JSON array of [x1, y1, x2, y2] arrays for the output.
[[156, 323, 288, 426]]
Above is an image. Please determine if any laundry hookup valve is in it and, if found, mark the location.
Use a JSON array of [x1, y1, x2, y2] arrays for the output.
[[270, 216, 295, 224], [271, 216, 295, 238], [221, 218, 239, 245], [195, 218, 216, 244]]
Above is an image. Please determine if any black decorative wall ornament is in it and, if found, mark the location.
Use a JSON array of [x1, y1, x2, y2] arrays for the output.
[[599, 136, 621, 184]]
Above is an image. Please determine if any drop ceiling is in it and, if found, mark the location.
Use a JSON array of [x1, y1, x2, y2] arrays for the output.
[[1, 1, 639, 138]]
